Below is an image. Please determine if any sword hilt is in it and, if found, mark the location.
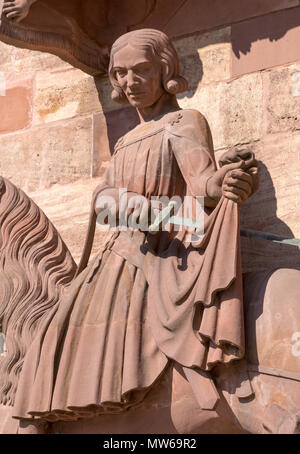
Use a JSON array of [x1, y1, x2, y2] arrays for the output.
[[148, 201, 178, 234]]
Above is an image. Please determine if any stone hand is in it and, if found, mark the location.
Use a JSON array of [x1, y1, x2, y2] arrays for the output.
[[207, 161, 256, 206], [222, 165, 255, 205], [218, 148, 259, 197], [2, 0, 36, 23], [218, 148, 256, 168]]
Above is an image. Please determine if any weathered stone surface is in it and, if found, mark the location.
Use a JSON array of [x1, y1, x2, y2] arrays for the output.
[[264, 63, 300, 135], [93, 106, 139, 176], [178, 72, 263, 150], [14, 47, 69, 75], [232, 7, 300, 77], [0, 40, 69, 77], [0, 40, 14, 68], [0, 116, 93, 191], [33, 68, 103, 125], [28, 177, 110, 265], [174, 28, 231, 87], [0, 77, 33, 134], [33, 68, 117, 125]]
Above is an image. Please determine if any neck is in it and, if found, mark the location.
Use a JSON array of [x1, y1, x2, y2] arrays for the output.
[[137, 93, 180, 123]]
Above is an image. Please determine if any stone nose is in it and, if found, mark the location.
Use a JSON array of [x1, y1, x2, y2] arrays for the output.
[[127, 70, 139, 88]]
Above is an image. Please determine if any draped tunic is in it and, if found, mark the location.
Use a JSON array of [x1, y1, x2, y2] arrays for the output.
[[13, 109, 245, 422]]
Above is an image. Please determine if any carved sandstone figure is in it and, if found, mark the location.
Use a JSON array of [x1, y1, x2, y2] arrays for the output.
[[8, 29, 258, 424], [0, 29, 299, 434]]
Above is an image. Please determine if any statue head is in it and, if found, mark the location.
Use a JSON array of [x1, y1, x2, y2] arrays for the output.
[[109, 29, 188, 107]]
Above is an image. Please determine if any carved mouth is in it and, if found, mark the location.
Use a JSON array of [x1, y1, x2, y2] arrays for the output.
[[128, 92, 145, 97]]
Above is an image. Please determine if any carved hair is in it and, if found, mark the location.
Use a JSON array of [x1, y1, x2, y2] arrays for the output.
[[109, 28, 188, 104], [0, 177, 76, 405]]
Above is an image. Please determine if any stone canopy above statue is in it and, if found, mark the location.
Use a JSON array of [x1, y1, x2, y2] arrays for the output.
[[0, 0, 294, 75], [0, 0, 161, 74]]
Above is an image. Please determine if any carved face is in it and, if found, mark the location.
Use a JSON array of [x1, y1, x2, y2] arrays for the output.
[[112, 44, 165, 109]]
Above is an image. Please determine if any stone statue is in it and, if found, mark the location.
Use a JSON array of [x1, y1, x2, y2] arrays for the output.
[[0, 29, 299, 435], [11, 27, 257, 420]]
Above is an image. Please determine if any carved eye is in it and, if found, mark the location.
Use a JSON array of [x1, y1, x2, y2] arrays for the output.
[[135, 63, 152, 76], [116, 69, 127, 78]]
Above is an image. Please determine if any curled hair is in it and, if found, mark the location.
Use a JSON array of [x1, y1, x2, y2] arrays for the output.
[[109, 29, 188, 104]]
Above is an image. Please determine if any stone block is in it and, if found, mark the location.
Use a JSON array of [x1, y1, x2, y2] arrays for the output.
[[33, 68, 98, 124], [14, 47, 70, 75], [232, 7, 300, 77], [0, 77, 33, 134], [33, 68, 117, 125], [0, 40, 15, 68], [173, 28, 231, 87], [0, 116, 93, 191], [93, 106, 139, 176], [264, 63, 300, 135], [241, 134, 300, 234], [0, 41, 71, 78], [219, 132, 300, 273], [164, 0, 298, 39], [178, 72, 263, 150]]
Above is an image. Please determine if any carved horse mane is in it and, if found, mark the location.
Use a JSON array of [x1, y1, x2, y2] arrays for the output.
[[0, 177, 76, 405]]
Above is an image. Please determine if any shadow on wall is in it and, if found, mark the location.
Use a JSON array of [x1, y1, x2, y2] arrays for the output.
[[176, 52, 203, 101], [231, 6, 300, 58], [240, 161, 300, 273]]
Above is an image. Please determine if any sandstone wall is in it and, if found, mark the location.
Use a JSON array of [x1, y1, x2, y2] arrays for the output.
[[0, 3, 300, 270]]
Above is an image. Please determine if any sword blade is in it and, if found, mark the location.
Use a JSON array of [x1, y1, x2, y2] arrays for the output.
[[240, 229, 300, 248], [169, 215, 202, 229], [149, 205, 300, 248], [149, 201, 177, 233]]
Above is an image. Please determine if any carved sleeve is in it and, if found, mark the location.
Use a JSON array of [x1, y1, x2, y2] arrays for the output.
[[168, 110, 217, 198]]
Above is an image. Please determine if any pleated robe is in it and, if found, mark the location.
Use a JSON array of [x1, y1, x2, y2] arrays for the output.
[[12, 109, 245, 421]]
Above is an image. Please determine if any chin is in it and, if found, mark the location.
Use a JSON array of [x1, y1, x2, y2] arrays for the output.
[[127, 96, 152, 109], [129, 100, 142, 107]]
